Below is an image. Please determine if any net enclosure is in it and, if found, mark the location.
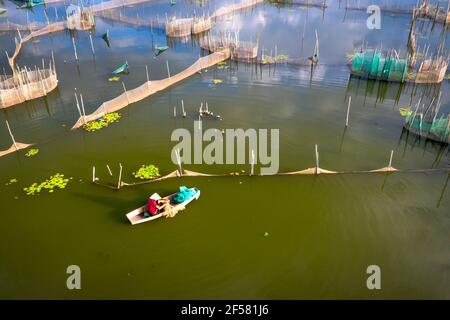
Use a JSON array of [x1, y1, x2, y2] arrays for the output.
[[404, 113, 450, 144], [351, 50, 409, 83]]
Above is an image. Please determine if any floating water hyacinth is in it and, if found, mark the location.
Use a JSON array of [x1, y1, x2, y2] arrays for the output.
[[132, 165, 160, 180], [23, 173, 70, 196], [25, 148, 39, 157], [83, 112, 121, 132], [399, 107, 412, 117], [5, 178, 18, 186]]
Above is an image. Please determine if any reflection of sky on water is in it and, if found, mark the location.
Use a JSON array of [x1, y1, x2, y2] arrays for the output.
[[0, 0, 449, 118]]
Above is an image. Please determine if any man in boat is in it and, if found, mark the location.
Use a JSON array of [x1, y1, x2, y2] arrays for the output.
[[146, 193, 172, 217]]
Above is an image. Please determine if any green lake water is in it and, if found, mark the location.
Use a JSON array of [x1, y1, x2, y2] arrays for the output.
[[0, 0, 449, 299]]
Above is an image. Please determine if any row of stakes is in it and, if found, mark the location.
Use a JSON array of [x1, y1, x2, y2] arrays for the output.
[[91, 145, 395, 190]]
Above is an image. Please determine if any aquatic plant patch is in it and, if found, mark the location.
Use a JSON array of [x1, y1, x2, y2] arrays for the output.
[[25, 148, 39, 157], [5, 178, 18, 186], [132, 165, 160, 180], [24, 173, 71, 195], [83, 112, 121, 132]]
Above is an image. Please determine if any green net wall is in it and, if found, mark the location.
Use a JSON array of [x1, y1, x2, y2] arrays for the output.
[[351, 50, 409, 82], [405, 114, 450, 143]]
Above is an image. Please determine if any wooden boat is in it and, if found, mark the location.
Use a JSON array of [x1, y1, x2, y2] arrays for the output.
[[17, 0, 45, 9], [154, 45, 169, 56], [126, 187, 200, 225], [102, 30, 110, 47], [0, 8, 7, 15], [111, 61, 129, 75]]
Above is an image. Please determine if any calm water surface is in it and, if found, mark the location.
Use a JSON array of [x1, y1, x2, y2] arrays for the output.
[[0, 0, 449, 299]]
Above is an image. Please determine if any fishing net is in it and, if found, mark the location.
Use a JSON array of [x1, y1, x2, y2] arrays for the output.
[[351, 50, 408, 82]]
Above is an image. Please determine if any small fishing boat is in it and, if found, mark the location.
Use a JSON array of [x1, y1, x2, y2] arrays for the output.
[[102, 30, 110, 47], [170, 0, 176, 6], [17, 0, 45, 9], [154, 45, 169, 57], [126, 187, 200, 225], [111, 61, 129, 75], [0, 8, 7, 15]]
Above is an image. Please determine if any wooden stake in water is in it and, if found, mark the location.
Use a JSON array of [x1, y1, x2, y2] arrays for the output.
[[5, 120, 18, 150], [175, 148, 182, 176], [345, 96, 351, 127], [80, 93, 87, 124], [173, 106, 177, 117], [89, 32, 95, 55], [145, 65, 150, 90], [388, 150, 394, 168], [117, 163, 123, 189], [315, 144, 319, 175], [250, 149, 255, 176], [74, 90, 82, 117], [106, 164, 113, 176], [72, 37, 78, 61], [92, 166, 96, 183], [122, 82, 129, 104], [182, 99, 186, 117], [166, 61, 171, 78]]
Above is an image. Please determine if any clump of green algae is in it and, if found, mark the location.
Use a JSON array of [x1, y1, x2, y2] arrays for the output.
[[83, 112, 121, 132], [132, 165, 160, 180], [24, 173, 71, 195]]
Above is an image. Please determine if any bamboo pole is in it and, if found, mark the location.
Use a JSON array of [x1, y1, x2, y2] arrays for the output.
[[315, 144, 319, 175], [74, 90, 82, 117], [250, 149, 255, 176], [89, 32, 95, 55], [176, 149, 182, 176], [345, 96, 351, 127], [122, 82, 129, 104], [117, 163, 123, 189], [106, 164, 113, 176], [388, 150, 394, 168], [5, 120, 18, 150], [166, 61, 171, 78], [80, 93, 87, 124], [145, 65, 150, 90], [182, 99, 186, 117], [72, 37, 79, 61]]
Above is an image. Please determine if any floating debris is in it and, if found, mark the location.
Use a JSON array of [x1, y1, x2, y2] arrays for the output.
[[264, 232, 269, 237], [31, 39, 40, 44], [108, 76, 120, 82], [5, 178, 18, 186], [132, 164, 160, 180], [24, 173, 70, 195], [83, 112, 121, 132], [399, 107, 412, 117], [25, 148, 39, 157], [213, 79, 223, 84]]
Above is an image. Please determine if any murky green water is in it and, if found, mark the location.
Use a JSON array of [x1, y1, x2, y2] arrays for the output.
[[0, 0, 449, 299]]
